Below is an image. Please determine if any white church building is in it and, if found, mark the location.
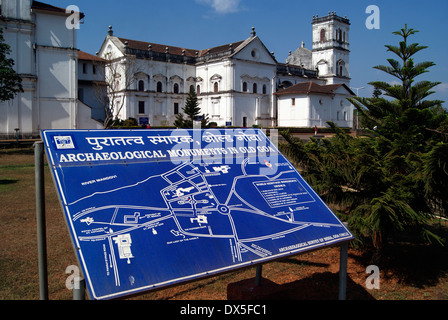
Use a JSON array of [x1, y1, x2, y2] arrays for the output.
[[98, 11, 354, 128], [0, 0, 354, 138], [0, 0, 102, 138]]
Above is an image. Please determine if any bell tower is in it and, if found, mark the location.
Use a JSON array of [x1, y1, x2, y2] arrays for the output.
[[312, 12, 350, 85]]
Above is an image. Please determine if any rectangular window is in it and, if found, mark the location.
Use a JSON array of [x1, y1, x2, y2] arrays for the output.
[[82, 63, 87, 74], [292, 98, 295, 106], [174, 103, 179, 115], [138, 101, 145, 114]]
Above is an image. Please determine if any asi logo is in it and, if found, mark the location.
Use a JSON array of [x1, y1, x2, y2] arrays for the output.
[[54, 136, 75, 150]]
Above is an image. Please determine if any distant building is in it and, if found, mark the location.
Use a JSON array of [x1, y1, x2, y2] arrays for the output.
[[98, 27, 278, 128], [0, 0, 102, 138], [275, 82, 354, 127], [78, 51, 107, 124], [98, 11, 353, 128], [286, 41, 313, 70]]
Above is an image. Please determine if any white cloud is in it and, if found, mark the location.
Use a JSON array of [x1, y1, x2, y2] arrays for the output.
[[196, 0, 243, 14], [435, 82, 448, 93]]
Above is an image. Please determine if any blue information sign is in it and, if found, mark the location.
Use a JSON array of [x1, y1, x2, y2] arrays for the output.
[[42, 129, 353, 300]]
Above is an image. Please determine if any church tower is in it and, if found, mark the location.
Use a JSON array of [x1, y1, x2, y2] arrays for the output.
[[312, 12, 350, 85]]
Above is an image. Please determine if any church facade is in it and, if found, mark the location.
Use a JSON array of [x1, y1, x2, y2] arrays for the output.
[[98, 12, 353, 128], [0, 0, 103, 138]]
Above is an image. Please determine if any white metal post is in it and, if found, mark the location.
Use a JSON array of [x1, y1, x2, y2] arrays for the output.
[[73, 277, 86, 300]]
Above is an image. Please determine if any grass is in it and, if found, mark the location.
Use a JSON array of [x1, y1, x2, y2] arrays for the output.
[[0, 147, 447, 300], [0, 148, 77, 299]]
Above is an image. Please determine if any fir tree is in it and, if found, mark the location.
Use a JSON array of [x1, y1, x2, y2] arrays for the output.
[[281, 25, 447, 259], [174, 86, 209, 128]]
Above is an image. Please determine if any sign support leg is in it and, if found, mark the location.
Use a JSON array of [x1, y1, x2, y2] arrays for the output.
[[35, 141, 48, 300], [73, 277, 86, 300], [338, 242, 348, 300]]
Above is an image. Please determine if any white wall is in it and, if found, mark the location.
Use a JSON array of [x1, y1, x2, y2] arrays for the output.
[[0, 1, 101, 137], [277, 96, 310, 127], [34, 11, 78, 131], [1, 0, 31, 21], [77, 100, 103, 129], [0, 1, 35, 137], [277, 91, 353, 128], [34, 12, 76, 48]]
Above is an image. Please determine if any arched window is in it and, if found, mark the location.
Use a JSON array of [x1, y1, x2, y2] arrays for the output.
[[138, 80, 144, 91], [190, 85, 194, 92], [196, 85, 201, 95], [262, 84, 267, 94], [173, 83, 179, 94], [320, 29, 326, 42], [214, 82, 219, 93], [156, 81, 163, 92], [337, 60, 345, 77], [280, 81, 293, 89], [253, 83, 257, 94], [243, 82, 247, 92]]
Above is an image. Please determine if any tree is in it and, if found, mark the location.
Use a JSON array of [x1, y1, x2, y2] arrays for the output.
[[0, 27, 23, 102], [174, 86, 209, 128], [280, 25, 447, 259], [355, 25, 443, 147], [96, 51, 142, 128]]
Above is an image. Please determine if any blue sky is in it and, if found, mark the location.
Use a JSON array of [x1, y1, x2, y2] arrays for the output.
[[49, 0, 447, 105]]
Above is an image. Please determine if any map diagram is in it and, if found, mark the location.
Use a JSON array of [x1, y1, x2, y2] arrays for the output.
[[42, 129, 353, 300]]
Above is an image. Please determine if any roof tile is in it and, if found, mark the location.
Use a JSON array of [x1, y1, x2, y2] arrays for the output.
[[274, 81, 348, 96], [78, 50, 106, 62], [117, 37, 245, 58]]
